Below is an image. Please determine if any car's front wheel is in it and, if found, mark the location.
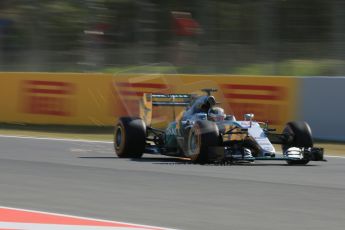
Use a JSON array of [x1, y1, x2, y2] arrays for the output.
[[185, 120, 219, 164], [282, 121, 313, 165]]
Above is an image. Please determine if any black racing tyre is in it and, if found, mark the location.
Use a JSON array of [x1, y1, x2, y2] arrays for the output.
[[282, 121, 313, 165], [114, 117, 146, 158], [185, 120, 219, 164]]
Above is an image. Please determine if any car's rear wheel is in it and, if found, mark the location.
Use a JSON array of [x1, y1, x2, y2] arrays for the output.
[[114, 117, 146, 158], [282, 121, 313, 165], [185, 120, 219, 164]]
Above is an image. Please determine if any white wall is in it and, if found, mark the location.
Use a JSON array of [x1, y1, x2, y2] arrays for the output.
[[300, 77, 345, 141]]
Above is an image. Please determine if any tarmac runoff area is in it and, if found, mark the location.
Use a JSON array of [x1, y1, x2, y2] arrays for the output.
[[0, 134, 345, 230]]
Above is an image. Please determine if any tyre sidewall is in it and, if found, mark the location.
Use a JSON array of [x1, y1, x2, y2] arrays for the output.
[[114, 117, 146, 158], [186, 120, 219, 163], [283, 121, 313, 151], [283, 121, 313, 165], [186, 124, 202, 161], [114, 123, 126, 155]]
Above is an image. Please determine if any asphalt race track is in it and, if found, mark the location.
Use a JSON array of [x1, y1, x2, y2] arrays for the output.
[[1, 135, 345, 230]]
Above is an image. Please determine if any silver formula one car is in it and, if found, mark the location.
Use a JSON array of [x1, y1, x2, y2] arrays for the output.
[[114, 89, 324, 165]]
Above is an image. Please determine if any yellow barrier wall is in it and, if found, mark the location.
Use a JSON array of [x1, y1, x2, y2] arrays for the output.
[[0, 73, 299, 131]]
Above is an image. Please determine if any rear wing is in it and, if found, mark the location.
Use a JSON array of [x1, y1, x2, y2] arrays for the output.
[[140, 93, 193, 126]]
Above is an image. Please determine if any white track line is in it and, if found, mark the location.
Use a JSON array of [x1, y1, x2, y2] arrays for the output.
[[325, 155, 345, 159], [0, 134, 344, 159], [0, 134, 112, 144], [0, 223, 156, 230]]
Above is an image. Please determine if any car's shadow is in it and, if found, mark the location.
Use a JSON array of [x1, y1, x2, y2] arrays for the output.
[[231, 163, 318, 167], [78, 156, 190, 164], [131, 157, 192, 165], [79, 156, 117, 159], [78, 156, 319, 166], [131, 158, 319, 166]]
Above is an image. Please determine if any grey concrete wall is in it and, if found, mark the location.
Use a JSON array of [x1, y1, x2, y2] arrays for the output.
[[300, 77, 345, 141]]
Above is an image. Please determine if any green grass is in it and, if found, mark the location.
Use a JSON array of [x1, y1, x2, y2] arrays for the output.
[[103, 65, 180, 74], [102, 59, 345, 76], [232, 59, 345, 76]]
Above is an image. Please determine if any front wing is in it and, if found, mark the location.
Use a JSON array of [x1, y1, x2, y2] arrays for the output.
[[208, 146, 325, 163]]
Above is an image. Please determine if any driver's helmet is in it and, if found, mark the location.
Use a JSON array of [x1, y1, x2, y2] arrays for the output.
[[208, 107, 225, 121]]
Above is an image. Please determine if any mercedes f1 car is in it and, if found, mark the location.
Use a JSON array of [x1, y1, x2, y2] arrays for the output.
[[114, 89, 324, 165]]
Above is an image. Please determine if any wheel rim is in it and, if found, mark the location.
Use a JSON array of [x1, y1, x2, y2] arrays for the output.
[[189, 129, 200, 155], [190, 131, 196, 152], [115, 126, 123, 149]]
